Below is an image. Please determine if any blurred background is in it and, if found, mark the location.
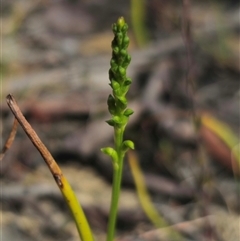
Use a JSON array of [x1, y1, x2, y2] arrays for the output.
[[1, 0, 240, 240]]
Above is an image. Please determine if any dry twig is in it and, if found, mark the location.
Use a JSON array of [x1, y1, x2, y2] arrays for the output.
[[6, 94, 63, 183], [0, 118, 18, 161]]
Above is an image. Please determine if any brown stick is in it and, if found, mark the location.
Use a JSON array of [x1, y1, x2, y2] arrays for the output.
[[6, 94, 63, 186], [0, 118, 18, 161]]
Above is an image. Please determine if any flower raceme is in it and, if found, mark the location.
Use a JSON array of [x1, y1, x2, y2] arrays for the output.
[[101, 17, 134, 241], [107, 17, 134, 127]]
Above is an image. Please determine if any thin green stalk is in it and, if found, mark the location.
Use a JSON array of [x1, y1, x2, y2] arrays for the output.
[[101, 17, 134, 241], [106, 127, 124, 241], [106, 159, 123, 241]]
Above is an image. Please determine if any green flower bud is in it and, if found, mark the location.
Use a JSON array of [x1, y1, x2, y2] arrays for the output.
[[112, 23, 118, 34], [101, 147, 118, 169], [112, 46, 119, 55], [121, 85, 129, 95], [107, 116, 126, 128], [123, 108, 134, 117], [110, 59, 117, 68], [123, 78, 132, 86], [120, 49, 127, 57], [117, 17, 125, 30], [122, 54, 131, 68], [106, 119, 115, 126], [106, 116, 123, 126], [107, 94, 116, 115], [116, 33, 123, 46], [101, 147, 116, 157], [111, 80, 120, 90], [122, 140, 135, 152], [122, 36, 130, 48], [117, 96, 127, 108], [113, 90, 120, 99], [112, 116, 122, 125], [118, 66, 126, 76], [121, 24, 128, 33]]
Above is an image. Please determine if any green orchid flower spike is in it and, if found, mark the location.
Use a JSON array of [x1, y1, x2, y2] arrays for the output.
[[101, 17, 134, 241]]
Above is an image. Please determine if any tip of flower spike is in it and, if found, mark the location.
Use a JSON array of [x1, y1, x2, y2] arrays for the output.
[[117, 17, 125, 28]]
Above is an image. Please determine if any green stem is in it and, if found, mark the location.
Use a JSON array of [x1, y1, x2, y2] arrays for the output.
[[106, 127, 125, 241]]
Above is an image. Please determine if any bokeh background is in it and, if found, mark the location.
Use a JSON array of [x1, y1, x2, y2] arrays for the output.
[[1, 0, 240, 240]]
